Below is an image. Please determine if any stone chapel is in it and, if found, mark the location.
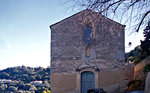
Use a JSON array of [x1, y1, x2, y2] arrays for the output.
[[50, 9, 125, 93]]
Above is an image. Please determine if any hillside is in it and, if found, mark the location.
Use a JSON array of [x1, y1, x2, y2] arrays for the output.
[[0, 66, 50, 93]]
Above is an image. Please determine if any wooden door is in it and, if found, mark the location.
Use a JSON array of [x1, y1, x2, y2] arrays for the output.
[[81, 71, 95, 93]]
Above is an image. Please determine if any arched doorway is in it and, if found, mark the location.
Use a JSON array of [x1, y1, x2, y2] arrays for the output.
[[81, 71, 95, 93]]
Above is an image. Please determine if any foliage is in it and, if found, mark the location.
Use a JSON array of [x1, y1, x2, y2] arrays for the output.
[[143, 64, 150, 74], [125, 21, 150, 65], [125, 46, 147, 64], [0, 84, 7, 92], [42, 90, 51, 93], [132, 58, 141, 65], [0, 66, 50, 93], [42, 91, 47, 93], [140, 21, 150, 56], [127, 80, 141, 87], [127, 56, 135, 62]]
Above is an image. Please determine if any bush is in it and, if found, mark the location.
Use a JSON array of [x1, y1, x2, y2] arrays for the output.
[[128, 56, 135, 62], [133, 58, 142, 65], [143, 64, 150, 74], [127, 80, 141, 87]]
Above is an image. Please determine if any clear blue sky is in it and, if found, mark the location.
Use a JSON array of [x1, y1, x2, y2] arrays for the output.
[[0, 0, 144, 70]]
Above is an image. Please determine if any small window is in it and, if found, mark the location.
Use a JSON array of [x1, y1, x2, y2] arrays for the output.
[[85, 46, 90, 57]]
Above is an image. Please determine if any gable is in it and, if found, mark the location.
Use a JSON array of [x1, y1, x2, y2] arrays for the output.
[[50, 9, 125, 30]]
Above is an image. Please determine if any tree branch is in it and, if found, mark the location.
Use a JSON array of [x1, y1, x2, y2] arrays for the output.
[[137, 10, 150, 32]]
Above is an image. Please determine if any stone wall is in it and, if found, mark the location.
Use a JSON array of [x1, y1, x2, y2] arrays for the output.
[[50, 73, 76, 93], [50, 10, 125, 74], [145, 72, 150, 93], [50, 10, 125, 93], [50, 69, 125, 93], [125, 63, 134, 80], [98, 69, 125, 93], [133, 56, 150, 80]]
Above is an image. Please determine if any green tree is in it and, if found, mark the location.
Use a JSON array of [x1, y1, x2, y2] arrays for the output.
[[127, 56, 135, 62], [8, 86, 18, 92], [140, 21, 150, 56], [43, 80, 50, 89], [23, 84, 33, 90], [29, 85, 37, 91], [0, 72, 10, 79], [143, 64, 150, 74], [0, 84, 7, 91], [0, 66, 50, 93]]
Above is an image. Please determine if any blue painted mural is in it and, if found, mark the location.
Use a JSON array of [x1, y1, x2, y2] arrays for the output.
[[83, 25, 93, 44]]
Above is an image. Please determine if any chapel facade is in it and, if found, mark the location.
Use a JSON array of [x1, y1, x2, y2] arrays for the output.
[[50, 9, 125, 93]]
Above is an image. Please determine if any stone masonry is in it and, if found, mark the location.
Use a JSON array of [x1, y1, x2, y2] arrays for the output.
[[50, 9, 125, 74], [50, 9, 125, 93]]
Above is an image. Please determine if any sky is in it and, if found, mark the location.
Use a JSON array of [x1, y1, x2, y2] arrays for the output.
[[0, 0, 144, 70]]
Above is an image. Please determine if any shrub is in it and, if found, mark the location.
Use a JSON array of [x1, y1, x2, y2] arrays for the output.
[[127, 80, 141, 87], [143, 64, 150, 74]]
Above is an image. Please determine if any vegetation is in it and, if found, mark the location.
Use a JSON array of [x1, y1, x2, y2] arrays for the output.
[[127, 80, 141, 87], [125, 21, 150, 64], [143, 64, 150, 74], [0, 66, 50, 93], [127, 80, 142, 90], [125, 46, 147, 64], [42, 90, 51, 93], [140, 21, 150, 56]]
